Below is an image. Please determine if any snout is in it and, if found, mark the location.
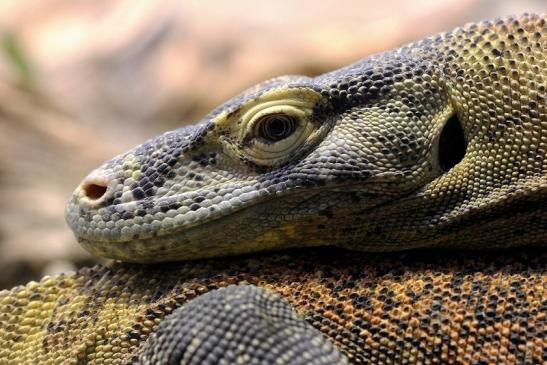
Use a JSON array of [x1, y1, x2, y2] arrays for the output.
[[72, 170, 116, 208]]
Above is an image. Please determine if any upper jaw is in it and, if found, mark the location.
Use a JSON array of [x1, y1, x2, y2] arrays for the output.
[[65, 178, 265, 243]]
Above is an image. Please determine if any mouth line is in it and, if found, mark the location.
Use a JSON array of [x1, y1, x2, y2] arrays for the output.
[[69, 174, 412, 244], [69, 180, 279, 243]]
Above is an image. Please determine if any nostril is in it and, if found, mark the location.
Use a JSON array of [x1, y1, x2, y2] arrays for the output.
[[82, 183, 108, 200]]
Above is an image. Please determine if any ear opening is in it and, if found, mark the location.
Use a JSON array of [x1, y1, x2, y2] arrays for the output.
[[438, 113, 467, 172]]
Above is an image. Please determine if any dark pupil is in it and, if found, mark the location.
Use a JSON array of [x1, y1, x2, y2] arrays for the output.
[[259, 115, 297, 142]]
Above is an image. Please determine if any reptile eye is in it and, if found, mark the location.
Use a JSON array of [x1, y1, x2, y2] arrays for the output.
[[229, 88, 322, 167], [256, 114, 299, 143]]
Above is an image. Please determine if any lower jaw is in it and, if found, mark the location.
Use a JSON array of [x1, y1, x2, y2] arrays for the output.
[[77, 221, 330, 263]]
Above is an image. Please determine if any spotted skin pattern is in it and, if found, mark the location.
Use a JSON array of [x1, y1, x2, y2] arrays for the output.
[[66, 14, 546, 263], [2, 14, 546, 365], [0, 249, 545, 364]]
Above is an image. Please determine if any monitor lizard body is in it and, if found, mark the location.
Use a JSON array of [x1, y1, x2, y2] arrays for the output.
[[1, 249, 545, 364], [1, 13, 546, 365], [65, 14, 546, 263]]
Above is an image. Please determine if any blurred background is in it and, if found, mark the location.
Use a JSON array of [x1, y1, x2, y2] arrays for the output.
[[0, 0, 545, 288]]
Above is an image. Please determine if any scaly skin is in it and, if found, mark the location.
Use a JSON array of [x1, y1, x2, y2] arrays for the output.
[[1, 14, 546, 365], [1, 249, 545, 364], [65, 14, 546, 263]]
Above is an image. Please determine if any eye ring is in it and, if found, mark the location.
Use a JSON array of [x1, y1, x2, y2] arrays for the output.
[[255, 113, 299, 143]]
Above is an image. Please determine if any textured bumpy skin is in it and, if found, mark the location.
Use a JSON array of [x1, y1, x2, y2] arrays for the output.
[[1, 248, 546, 365], [65, 14, 546, 263], [4, 14, 546, 365], [140, 285, 348, 365]]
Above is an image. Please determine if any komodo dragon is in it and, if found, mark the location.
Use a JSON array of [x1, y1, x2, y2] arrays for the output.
[[1, 13, 546, 364]]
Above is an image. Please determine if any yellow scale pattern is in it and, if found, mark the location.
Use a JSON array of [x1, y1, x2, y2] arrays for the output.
[[63, 14, 546, 263], [0, 249, 545, 364], [1, 13, 546, 365]]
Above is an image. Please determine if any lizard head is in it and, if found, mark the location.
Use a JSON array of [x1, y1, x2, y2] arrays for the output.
[[66, 38, 545, 262], [66, 52, 472, 263]]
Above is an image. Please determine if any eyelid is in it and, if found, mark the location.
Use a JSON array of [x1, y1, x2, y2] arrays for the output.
[[217, 88, 324, 167], [251, 107, 307, 127], [239, 101, 313, 141]]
